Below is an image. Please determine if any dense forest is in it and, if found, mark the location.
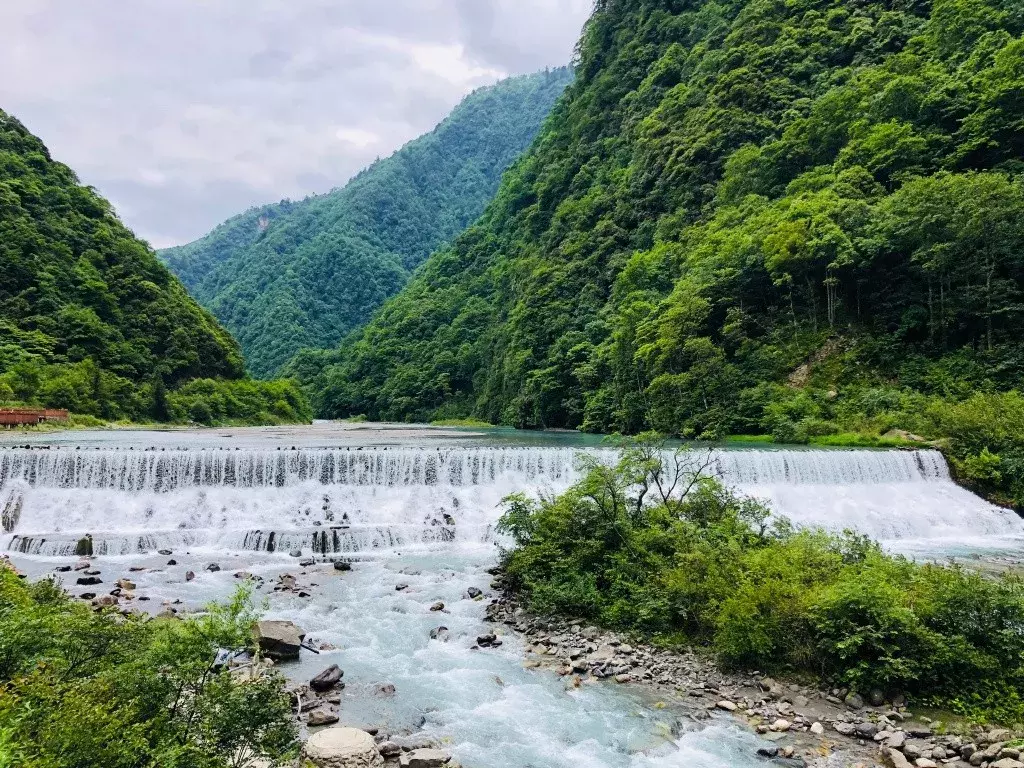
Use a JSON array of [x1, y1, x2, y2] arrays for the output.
[[161, 69, 573, 378], [0, 110, 308, 424], [304, 0, 1024, 505]]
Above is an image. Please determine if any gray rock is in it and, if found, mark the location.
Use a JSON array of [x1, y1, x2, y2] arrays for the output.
[[844, 691, 864, 709], [254, 620, 305, 660], [378, 742, 402, 758], [206, 563, 221, 572], [310, 664, 344, 692], [333, 561, 352, 572], [399, 748, 450, 768], [430, 601, 445, 612], [834, 722, 856, 736], [855, 722, 879, 738], [307, 709, 340, 727], [991, 760, 1024, 768], [289, 549, 302, 558], [882, 748, 913, 768], [76, 576, 102, 585], [466, 587, 482, 599], [303, 726, 384, 768], [869, 689, 886, 707]]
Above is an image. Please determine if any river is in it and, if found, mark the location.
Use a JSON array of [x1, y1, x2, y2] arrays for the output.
[[2, 423, 1023, 767]]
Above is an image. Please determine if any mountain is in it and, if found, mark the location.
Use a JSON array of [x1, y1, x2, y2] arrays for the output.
[[306, 0, 1024, 503], [0, 110, 309, 423], [160, 68, 574, 378]]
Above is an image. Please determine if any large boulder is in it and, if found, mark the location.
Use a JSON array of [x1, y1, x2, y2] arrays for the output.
[[303, 727, 384, 768], [255, 620, 305, 660]]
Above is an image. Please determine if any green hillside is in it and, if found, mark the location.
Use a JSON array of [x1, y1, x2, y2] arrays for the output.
[[0, 110, 308, 424], [160, 69, 573, 378], [307, 0, 1024, 504]]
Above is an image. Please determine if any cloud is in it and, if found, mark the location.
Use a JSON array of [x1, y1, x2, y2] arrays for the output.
[[0, 1, 590, 248]]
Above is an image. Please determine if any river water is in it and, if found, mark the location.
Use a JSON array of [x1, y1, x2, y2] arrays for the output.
[[3, 424, 1023, 767]]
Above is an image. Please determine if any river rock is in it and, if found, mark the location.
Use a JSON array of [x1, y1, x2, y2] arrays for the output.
[[158, 549, 173, 556], [77, 576, 102, 585], [809, 722, 824, 735], [882, 748, 914, 768], [716, 700, 737, 712], [991, 760, 1024, 768], [333, 561, 352, 572], [466, 587, 482, 599], [430, 601, 445, 612], [206, 563, 221, 572], [429, 626, 450, 642], [844, 691, 864, 709], [303, 726, 384, 768], [307, 709, 340, 727], [186, 571, 195, 582], [255, 620, 305, 660], [399, 748, 450, 767], [311, 664, 344, 692], [289, 549, 303, 558], [117, 579, 136, 590]]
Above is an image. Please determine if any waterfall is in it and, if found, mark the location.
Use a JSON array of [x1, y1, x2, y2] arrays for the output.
[[2, 446, 1020, 556]]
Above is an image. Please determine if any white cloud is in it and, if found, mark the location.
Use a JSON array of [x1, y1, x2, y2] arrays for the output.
[[0, 0, 590, 247]]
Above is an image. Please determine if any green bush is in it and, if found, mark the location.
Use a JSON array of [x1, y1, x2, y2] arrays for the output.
[[499, 434, 1024, 721], [165, 378, 311, 426], [0, 568, 297, 767]]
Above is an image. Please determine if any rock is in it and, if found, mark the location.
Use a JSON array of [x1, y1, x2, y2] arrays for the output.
[[989, 729, 1014, 743], [158, 549, 173, 556], [907, 725, 934, 738], [810, 722, 824, 735], [855, 722, 879, 738], [834, 722, 856, 736], [770, 719, 791, 732], [54, 565, 72, 573], [716, 700, 737, 712], [429, 626, 450, 642], [399, 748, 450, 768], [375, 683, 396, 696], [395, 583, 409, 591], [333, 561, 352, 572], [289, 549, 302, 558], [206, 563, 221, 572], [430, 601, 445, 612], [76, 576, 102, 585], [254, 620, 305, 660], [117, 579, 136, 590], [378, 742, 402, 758], [300, 558, 316, 567], [79, 592, 96, 599], [914, 759, 937, 768], [311, 664, 344, 692], [991, 760, 1024, 768], [882, 748, 914, 768], [844, 691, 864, 709], [307, 709, 340, 727], [466, 587, 482, 599], [886, 732, 907, 749], [185, 571, 195, 582], [476, 634, 500, 648], [167, 559, 177, 566], [303, 726, 384, 768], [869, 689, 886, 707], [756, 746, 780, 758]]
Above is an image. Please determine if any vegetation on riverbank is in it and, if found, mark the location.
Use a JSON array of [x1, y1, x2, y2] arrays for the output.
[[498, 435, 1024, 724], [0, 569, 296, 768]]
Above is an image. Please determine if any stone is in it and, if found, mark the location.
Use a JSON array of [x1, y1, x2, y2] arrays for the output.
[[882, 748, 914, 768], [76, 576, 102, 585], [429, 626, 450, 642], [206, 563, 221, 572], [186, 571, 195, 582], [770, 719, 791, 732], [476, 634, 499, 648], [756, 746, 780, 758], [255, 620, 305, 660], [311, 664, 344, 692], [834, 722, 856, 736], [308, 709, 341, 727], [844, 691, 865, 709], [375, 683, 396, 696], [303, 726, 384, 768], [810, 722, 824, 735], [289, 549, 302, 558], [869, 689, 886, 707], [466, 587, 482, 599], [54, 565, 72, 572], [914, 760, 937, 768], [117, 578, 136, 590], [855, 722, 879, 739], [333, 561, 352, 572], [716, 700, 737, 712], [158, 549, 173, 556], [167, 559, 177, 566], [396, 583, 409, 591], [399, 748, 450, 768], [378, 742, 402, 758], [430, 601, 445, 612], [79, 592, 96, 600], [886, 732, 907, 749], [992, 760, 1024, 768]]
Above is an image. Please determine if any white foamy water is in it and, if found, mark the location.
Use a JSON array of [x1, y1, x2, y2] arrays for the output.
[[2, 446, 1022, 556], [4, 440, 1022, 767]]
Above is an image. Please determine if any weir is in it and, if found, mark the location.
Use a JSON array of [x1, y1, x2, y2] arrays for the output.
[[2, 447, 1022, 556]]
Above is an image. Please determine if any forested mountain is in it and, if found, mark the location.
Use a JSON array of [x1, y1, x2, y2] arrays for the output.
[[306, 0, 1024, 503], [0, 110, 307, 423], [160, 69, 573, 378]]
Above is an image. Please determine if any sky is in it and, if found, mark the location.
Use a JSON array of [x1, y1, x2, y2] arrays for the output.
[[0, 1, 592, 248]]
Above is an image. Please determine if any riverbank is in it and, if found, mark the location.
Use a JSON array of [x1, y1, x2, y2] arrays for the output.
[[484, 582, 1024, 768]]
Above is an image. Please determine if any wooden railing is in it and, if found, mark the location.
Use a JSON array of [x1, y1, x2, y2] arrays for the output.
[[0, 408, 70, 427]]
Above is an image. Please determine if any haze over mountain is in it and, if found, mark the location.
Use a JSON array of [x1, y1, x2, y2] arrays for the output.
[[160, 69, 572, 378]]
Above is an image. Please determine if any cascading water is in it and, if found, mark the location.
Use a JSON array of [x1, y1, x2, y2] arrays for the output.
[[2, 446, 1022, 556]]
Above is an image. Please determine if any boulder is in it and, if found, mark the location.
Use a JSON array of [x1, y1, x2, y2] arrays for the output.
[[844, 691, 865, 709], [430, 601, 445, 612], [716, 700, 737, 712], [289, 549, 303, 558], [76, 576, 102, 585], [333, 560, 352, 572], [206, 563, 221, 572], [991, 760, 1024, 768], [303, 726, 384, 768], [255, 620, 305, 660], [185, 571, 195, 582], [399, 749, 450, 768], [311, 664, 344, 692], [882, 748, 913, 768], [117, 579, 136, 590], [465, 587, 482, 599]]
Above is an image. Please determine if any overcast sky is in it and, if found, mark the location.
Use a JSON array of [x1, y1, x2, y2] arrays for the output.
[[0, 1, 591, 249]]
